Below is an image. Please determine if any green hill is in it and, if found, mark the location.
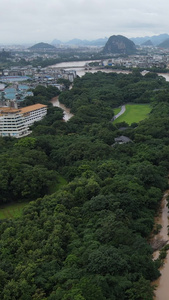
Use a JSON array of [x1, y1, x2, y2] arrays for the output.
[[29, 42, 56, 50]]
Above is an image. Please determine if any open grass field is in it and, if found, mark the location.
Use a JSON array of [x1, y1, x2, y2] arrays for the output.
[[0, 202, 28, 220], [113, 104, 152, 125]]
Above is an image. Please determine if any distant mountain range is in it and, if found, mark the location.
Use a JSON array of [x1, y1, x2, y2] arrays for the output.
[[51, 38, 108, 47], [51, 34, 169, 48], [29, 34, 169, 52], [141, 39, 154, 46], [130, 34, 169, 46]]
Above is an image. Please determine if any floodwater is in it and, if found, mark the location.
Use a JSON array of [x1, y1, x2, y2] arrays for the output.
[[51, 60, 99, 68], [153, 76, 169, 300], [51, 96, 73, 121], [158, 73, 169, 82], [51, 60, 169, 81], [51, 60, 130, 77], [75, 68, 130, 77], [152, 191, 169, 300], [151, 70, 169, 298]]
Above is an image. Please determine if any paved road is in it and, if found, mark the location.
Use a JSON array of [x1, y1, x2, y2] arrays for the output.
[[111, 105, 126, 121]]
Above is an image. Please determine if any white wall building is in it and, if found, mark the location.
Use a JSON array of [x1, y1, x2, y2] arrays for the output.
[[0, 103, 47, 138], [20, 103, 47, 126], [0, 107, 30, 138]]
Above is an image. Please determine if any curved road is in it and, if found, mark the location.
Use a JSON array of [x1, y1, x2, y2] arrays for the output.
[[111, 105, 126, 121]]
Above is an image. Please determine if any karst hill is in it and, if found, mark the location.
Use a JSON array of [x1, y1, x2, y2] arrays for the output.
[[103, 35, 136, 55]]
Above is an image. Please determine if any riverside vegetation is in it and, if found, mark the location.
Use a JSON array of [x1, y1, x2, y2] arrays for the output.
[[1, 71, 169, 299]]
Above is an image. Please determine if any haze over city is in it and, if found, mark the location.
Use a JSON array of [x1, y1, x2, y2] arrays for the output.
[[1, 0, 169, 44]]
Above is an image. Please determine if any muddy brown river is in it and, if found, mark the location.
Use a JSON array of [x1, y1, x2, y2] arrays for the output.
[[51, 96, 74, 121], [152, 191, 169, 300]]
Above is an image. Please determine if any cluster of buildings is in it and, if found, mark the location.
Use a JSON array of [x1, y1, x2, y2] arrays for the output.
[[1, 65, 77, 85], [0, 83, 33, 104], [0, 64, 77, 139], [33, 67, 77, 84], [0, 101, 47, 138], [102, 53, 169, 69]]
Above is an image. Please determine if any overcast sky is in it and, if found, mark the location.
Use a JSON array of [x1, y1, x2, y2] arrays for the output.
[[1, 0, 169, 44]]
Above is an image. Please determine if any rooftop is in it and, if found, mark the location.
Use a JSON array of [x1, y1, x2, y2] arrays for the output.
[[0, 107, 20, 114], [0, 103, 47, 115], [114, 135, 133, 143], [20, 103, 47, 114]]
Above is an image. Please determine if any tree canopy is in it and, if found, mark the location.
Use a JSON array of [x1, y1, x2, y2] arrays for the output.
[[0, 71, 169, 299]]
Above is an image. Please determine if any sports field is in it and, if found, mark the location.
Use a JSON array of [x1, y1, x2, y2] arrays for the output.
[[113, 104, 151, 125]]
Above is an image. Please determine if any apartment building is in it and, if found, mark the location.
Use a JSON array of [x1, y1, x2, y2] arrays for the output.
[[0, 103, 47, 138]]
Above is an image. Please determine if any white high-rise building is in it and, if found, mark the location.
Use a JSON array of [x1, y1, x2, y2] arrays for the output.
[[20, 103, 47, 126], [0, 103, 47, 138]]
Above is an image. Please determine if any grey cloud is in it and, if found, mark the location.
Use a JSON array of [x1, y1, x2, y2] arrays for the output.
[[0, 0, 169, 44]]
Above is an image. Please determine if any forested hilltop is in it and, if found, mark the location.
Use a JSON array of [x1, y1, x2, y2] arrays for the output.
[[1, 71, 169, 299]]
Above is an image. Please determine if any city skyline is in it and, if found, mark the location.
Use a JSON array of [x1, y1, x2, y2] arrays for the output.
[[1, 0, 169, 44]]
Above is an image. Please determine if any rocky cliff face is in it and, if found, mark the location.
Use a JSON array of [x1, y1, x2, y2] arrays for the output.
[[103, 35, 136, 55]]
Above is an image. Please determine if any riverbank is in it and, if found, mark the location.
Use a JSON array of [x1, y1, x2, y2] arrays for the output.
[[51, 60, 169, 80], [51, 96, 74, 121], [51, 60, 131, 77], [151, 190, 169, 300]]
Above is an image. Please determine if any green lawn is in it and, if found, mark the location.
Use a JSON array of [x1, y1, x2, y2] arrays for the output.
[[113, 104, 152, 125], [113, 107, 121, 115], [0, 202, 28, 220], [0, 175, 67, 220]]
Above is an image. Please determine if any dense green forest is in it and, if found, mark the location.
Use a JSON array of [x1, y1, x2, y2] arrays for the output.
[[1, 71, 169, 299]]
